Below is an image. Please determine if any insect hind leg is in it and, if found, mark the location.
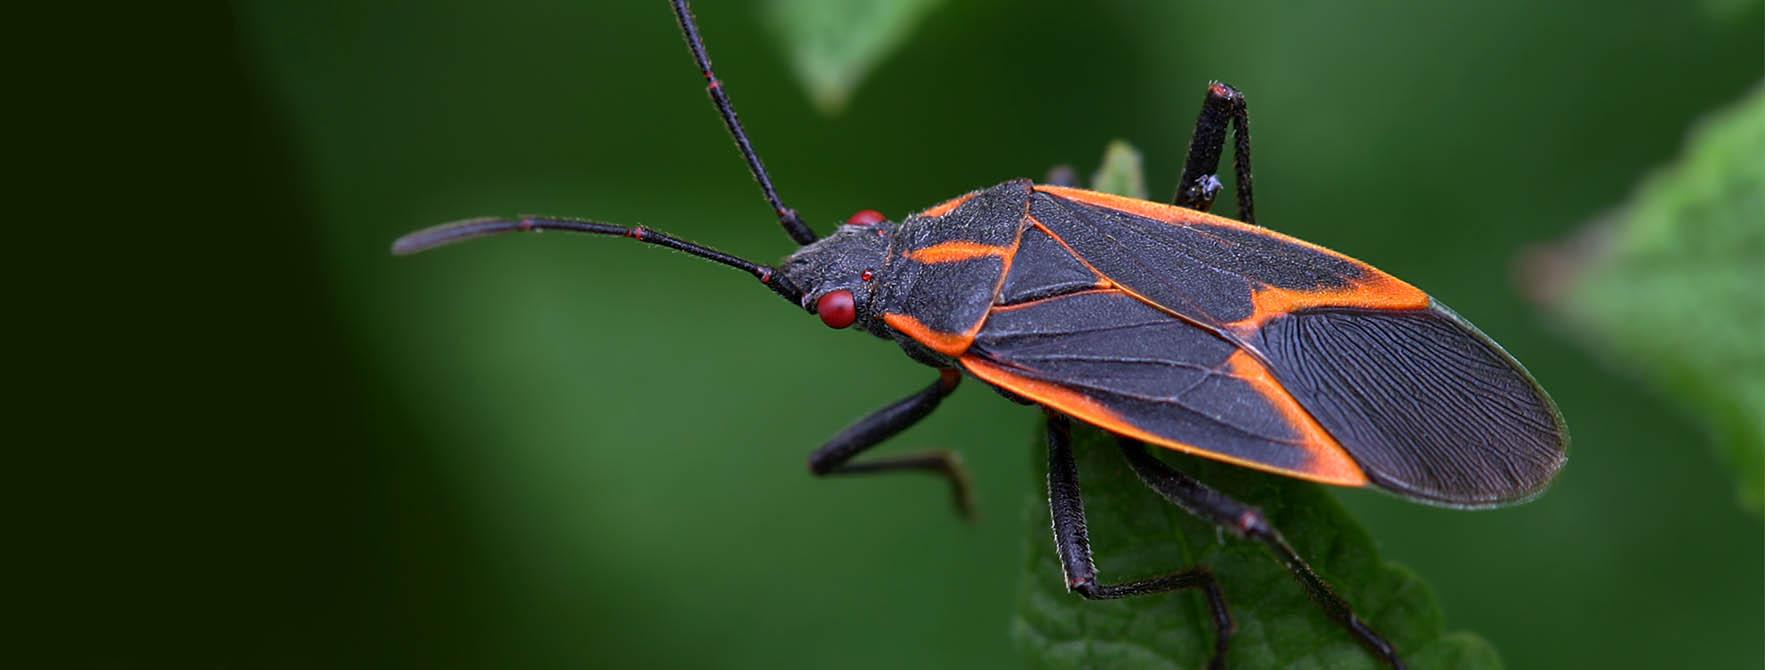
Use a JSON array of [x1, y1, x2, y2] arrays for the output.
[[1116, 438, 1406, 669], [1044, 413, 1235, 669]]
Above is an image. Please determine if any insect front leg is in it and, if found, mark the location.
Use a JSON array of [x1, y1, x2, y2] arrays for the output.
[[808, 369, 974, 520], [1044, 413, 1235, 670], [1173, 82, 1256, 225], [1116, 438, 1406, 669]]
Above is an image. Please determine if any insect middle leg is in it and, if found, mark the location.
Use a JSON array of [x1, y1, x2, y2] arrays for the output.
[[1115, 438, 1406, 669], [808, 369, 974, 520], [1043, 413, 1235, 669], [1173, 82, 1256, 225]]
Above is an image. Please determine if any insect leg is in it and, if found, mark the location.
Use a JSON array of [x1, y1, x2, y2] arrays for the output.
[[809, 369, 974, 520], [1045, 413, 1234, 669], [1116, 438, 1405, 669], [1172, 82, 1256, 226]]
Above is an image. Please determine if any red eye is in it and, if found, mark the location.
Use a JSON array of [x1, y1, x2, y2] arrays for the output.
[[845, 209, 886, 226], [816, 290, 856, 329]]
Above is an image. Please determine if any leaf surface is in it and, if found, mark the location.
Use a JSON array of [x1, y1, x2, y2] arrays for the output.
[[764, 0, 944, 114], [1526, 86, 1765, 515]]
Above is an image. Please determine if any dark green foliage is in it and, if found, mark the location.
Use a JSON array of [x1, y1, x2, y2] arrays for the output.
[[1529, 87, 1765, 515], [1013, 424, 1500, 669], [1089, 141, 1149, 200], [765, 0, 946, 113], [77, 2, 1757, 668]]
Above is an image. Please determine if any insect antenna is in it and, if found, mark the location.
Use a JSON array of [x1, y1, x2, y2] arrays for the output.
[[671, 0, 819, 247], [392, 216, 805, 304]]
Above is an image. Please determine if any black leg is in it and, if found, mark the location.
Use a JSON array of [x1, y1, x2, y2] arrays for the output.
[[1173, 82, 1256, 226], [809, 370, 974, 520], [1044, 413, 1234, 669], [1117, 439, 1406, 669]]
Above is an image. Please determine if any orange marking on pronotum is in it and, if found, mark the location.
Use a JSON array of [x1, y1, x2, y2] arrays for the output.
[[962, 355, 1368, 487], [917, 191, 976, 218], [905, 241, 1012, 264], [1224, 350, 1367, 485], [883, 313, 975, 357], [892, 222, 1028, 357]]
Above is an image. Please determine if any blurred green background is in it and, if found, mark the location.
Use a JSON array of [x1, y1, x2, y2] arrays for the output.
[[43, 0, 1760, 667]]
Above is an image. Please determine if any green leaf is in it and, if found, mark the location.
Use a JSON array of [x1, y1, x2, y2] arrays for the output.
[[1090, 140, 1149, 200], [1526, 87, 1765, 516], [763, 0, 943, 114], [1013, 426, 1503, 669], [1012, 143, 1503, 669]]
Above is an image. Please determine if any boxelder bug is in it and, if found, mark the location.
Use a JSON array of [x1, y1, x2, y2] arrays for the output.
[[394, 2, 1568, 667]]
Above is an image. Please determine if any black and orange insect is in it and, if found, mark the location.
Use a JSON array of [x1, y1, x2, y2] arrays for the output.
[[395, 2, 1568, 668]]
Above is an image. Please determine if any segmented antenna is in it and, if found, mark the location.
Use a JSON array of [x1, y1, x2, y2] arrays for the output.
[[671, 0, 819, 246], [393, 216, 804, 304]]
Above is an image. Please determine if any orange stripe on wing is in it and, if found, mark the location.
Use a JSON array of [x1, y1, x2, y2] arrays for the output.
[[1227, 278, 1430, 334], [962, 355, 1368, 487], [1035, 184, 1390, 270], [1036, 184, 1431, 332], [1224, 350, 1367, 485], [1036, 184, 1242, 227], [905, 241, 1012, 264], [883, 312, 975, 357]]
